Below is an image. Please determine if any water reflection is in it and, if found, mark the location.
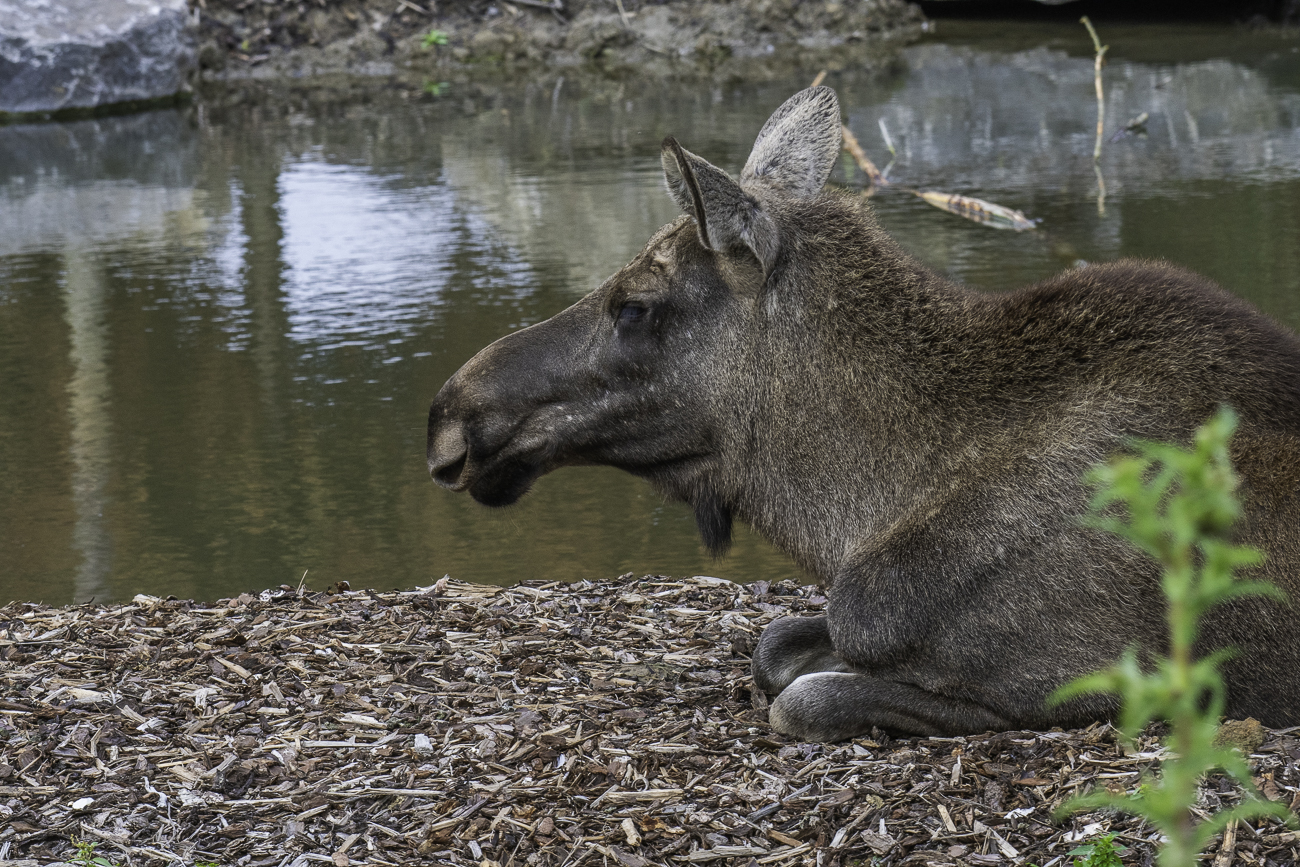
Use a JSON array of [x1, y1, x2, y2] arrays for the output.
[[282, 163, 481, 350], [63, 249, 113, 603], [863, 46, 1300, 190], [2, 23, 1300, 605]]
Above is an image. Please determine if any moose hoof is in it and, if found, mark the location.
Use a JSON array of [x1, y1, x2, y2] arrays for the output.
[[767, 671, 871, 743], [752, 615, 848, 696]]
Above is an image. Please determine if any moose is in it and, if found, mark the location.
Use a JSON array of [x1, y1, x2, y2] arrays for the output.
[[428, 87, 1300, 741]]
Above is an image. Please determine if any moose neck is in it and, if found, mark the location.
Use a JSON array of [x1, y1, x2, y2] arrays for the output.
[[724, 195, 975, 583]]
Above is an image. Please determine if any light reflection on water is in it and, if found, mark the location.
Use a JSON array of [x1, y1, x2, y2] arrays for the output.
[[2, 21, 1300, 605], [278, 161, 534, 353]]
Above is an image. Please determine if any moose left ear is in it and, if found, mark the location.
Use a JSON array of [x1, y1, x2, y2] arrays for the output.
[[661, 136, 779, 275]]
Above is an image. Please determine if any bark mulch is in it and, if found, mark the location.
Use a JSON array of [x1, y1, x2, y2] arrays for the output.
[[1, 576, 1298, 867]]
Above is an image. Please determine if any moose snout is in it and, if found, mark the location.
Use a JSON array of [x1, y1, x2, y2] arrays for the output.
[[427, 307, 591, 504], [428, 419, 470, 490]]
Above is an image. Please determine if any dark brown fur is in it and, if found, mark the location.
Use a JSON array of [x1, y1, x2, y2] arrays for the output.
[[428, 88, 1300, 741]]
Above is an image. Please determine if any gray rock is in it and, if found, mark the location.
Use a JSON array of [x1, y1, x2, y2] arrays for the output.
[[0, 0, 196, 117]]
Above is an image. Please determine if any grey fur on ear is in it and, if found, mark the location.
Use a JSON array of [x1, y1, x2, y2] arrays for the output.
[[661, 136, 779, 274], [741, 86, 842, 200], [662, 137, 713, 248]]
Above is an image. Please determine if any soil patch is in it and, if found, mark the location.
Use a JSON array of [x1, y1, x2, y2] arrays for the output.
[[1, 576, 1298, 866], [193, 0, 926, 83]]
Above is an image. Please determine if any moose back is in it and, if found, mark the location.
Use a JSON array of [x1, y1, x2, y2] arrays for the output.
[[427, 87, 1300, 741]]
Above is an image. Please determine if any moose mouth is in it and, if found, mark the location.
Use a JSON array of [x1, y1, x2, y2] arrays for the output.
[[428, 423, 549, 508]]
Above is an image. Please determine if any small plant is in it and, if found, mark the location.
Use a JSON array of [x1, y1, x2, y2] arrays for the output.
[[422, 29, 449, 48], [1051, 406, 1292, 867], [1069, 832, 1127, 867], [65, 837, 118, 867], [423, 80, 449, 97]]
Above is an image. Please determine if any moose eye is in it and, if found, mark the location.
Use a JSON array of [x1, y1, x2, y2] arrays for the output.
[[617, 303, 648, 326]]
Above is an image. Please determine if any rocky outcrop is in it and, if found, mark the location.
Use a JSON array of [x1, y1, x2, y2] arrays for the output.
[[0, 0, 196, 117], [195, 0, 926, 83]]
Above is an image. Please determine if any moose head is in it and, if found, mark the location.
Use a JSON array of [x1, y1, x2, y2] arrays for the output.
[[429, 86, 855, 556]]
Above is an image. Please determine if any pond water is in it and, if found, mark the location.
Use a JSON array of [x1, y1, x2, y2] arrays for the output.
[[2, 20, 1299, 606]]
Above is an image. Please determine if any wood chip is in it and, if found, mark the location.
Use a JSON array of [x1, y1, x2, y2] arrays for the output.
[[0, 576, 1296, 865]]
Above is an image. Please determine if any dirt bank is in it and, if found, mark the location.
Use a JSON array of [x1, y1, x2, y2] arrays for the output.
[[2, 575, 1299, 865], [193, 0, 927, 84]]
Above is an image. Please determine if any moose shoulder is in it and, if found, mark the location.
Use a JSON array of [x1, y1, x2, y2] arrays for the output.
[[428, 86, 1300, 742]]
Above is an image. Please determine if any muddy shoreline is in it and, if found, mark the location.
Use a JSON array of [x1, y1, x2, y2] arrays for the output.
[[2, 575, 1299, 866], [194, 0, 927, 85]]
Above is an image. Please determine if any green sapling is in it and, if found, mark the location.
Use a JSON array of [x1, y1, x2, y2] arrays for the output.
[[1051, 406, 1293, 866]]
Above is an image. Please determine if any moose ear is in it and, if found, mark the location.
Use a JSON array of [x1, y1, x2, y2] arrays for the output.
[[740, 86, 842, 200], [661, 136, 778, 274]]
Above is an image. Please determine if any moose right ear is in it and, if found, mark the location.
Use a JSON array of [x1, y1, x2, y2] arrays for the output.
[[661, 136, 778, 275], [741, 86, 842, 200]]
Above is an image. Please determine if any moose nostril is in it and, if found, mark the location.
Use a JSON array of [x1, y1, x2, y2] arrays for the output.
[[429, 424, 470, 489], [433, 451, 468, 488]]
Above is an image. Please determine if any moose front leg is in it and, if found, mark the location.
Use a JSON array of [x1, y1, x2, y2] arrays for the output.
[[768, 672, 1012, 741], [751, 616, 852, 696], [753, 612, 1012, 741], [757, 522, 1024, 741]]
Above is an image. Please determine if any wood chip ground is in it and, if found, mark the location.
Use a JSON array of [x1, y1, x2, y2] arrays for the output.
[[1, 576, 1298, 867]]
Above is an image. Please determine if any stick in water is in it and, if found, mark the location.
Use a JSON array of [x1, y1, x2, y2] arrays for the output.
[[1081, 16, 1108, 162], [912, 190, 1037, 231]]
